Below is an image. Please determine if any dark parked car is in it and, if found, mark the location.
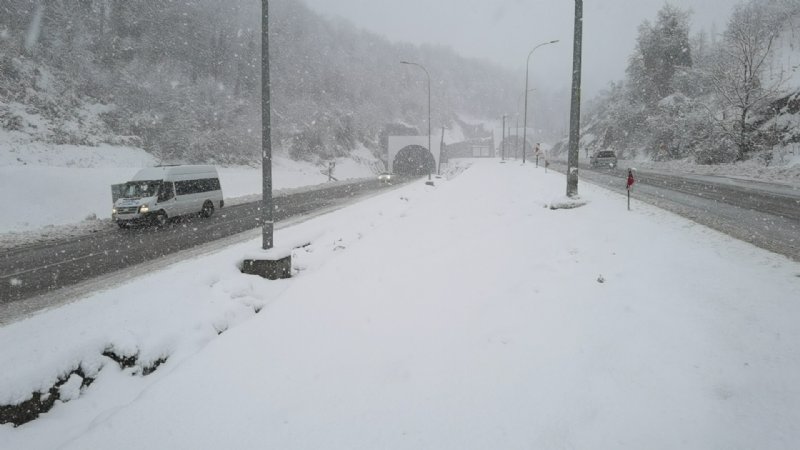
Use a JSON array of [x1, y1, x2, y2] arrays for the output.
[[590, 150, 618, 168]]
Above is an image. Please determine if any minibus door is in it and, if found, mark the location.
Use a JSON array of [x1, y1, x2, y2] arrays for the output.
[[158, 182, 178, 216], [111, 184, 126, 204]]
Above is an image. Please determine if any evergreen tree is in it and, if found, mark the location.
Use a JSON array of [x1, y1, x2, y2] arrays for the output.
[[628, 4, 693, 104]]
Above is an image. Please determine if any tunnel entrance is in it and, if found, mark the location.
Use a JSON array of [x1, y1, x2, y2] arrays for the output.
[[393, 145, 436, 176]]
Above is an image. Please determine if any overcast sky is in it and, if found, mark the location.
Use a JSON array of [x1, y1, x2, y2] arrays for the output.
[[301, 0, 739, 95]]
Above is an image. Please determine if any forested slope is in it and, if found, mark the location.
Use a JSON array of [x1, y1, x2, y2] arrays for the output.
[[0, 0, 519, 164], [553, 0, 800, 165]]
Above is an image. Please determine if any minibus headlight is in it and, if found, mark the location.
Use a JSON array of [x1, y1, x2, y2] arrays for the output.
[[112, 208, 117, 214], [139, 205, 150, 214]]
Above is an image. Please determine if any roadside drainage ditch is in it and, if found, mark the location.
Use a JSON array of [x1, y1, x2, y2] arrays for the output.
[[0, 347, 168, 427]]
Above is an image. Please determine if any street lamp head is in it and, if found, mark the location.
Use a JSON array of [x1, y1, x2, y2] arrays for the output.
[[549, 40, 560, 44]]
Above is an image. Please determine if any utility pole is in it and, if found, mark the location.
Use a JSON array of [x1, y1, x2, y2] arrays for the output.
[[567, 0, 583, 197], [261, 0, 273, 249]]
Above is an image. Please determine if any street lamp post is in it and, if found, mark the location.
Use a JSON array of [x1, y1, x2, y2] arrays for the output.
[[502, 114, 507, 161], [261, 0, 273, 250], [516, 89, 534, 161], [439, 126, 446, 173], [401, 61, 432, 179], [522, 40, 558, 164], [240, 0, 291, 280], [567, 1, 582, 197], [515, 116, 519, 160]]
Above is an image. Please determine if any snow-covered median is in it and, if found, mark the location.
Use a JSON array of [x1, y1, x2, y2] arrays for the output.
[[1, 160, 799, 449]]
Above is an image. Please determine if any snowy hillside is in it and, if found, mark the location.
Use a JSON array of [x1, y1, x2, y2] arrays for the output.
[[769, 15, 800, 89], [0, 0, 520, 166]]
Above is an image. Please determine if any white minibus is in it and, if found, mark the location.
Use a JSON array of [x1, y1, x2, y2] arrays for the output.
[[112, 165, 224, 228]]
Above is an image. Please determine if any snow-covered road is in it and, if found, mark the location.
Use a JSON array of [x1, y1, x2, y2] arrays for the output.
[[573, 163, 800, 261], [2, 160, 799, 449], [0, 177, 405, 310]]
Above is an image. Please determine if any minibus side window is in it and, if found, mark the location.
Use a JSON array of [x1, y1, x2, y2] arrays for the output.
[[158, 182, 175, 202], [174, 178, 220, 195], [175, 180, 191, 196]]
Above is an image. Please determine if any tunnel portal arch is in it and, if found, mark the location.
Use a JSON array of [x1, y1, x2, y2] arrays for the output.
[[393, 145, 436, 176]]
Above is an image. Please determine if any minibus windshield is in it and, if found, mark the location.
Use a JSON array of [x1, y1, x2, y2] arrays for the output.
[[122, 180, 162, 199]]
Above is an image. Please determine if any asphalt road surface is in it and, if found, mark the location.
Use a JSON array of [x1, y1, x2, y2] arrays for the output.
[[559, 161, 800, 262], [1, 178, 408, 308]]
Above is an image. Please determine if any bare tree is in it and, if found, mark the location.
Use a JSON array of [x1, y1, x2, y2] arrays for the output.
[[709, 1, 794, 161]]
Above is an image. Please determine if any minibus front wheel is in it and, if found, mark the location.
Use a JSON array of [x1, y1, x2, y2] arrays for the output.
[[154, 211, 168, 228]]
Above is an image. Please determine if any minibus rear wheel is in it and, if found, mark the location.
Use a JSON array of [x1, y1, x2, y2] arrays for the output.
[[201, 201, 214, 218]]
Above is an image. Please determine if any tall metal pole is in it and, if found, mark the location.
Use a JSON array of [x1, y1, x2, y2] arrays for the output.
[[567, 0, 583, 197], [428, 72, 431, 177], [439, 126, 446, 173], [522, 40, 558, 165], [517, 90, 533, 162], [522, 55, 531, 164], [401, 61, 432, 179], [261, 0, 273, 250], [502, 114, 506, 160], [517, 92, 524, 161]]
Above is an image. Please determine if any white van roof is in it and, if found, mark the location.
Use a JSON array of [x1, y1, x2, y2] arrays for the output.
[[131, 165, 218, 181]]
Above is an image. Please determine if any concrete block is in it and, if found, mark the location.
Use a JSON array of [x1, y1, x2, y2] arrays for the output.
[[241, 255, 292, 280]]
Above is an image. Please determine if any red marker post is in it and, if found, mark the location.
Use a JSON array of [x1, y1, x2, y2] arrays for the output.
[[626, 168, 635, 210]]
